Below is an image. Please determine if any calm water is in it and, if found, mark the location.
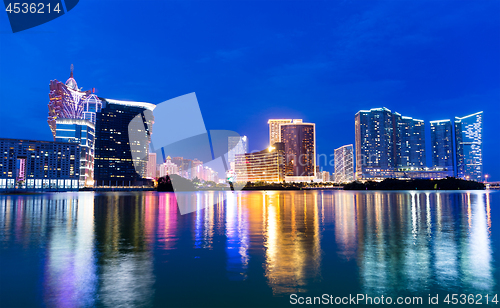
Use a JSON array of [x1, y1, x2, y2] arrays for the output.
[[0, 191, 499, 307]]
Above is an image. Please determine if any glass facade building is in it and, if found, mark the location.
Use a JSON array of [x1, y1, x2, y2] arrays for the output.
[[234, 143, 285, 183], [94, 99, 155, 187], [0, 138, 80, 191], [394, 114, 426, 168], [430, 119, 454, 171], [280, 121, 316, 179], [355, 108, 428, 180], [455, 111, 483, 181], [334, 144, 354, 183], [55, 119, 95, 187], [355, 108, 395, 179]]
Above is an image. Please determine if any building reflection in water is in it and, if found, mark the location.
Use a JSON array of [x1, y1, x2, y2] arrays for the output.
[[0, 190, 495, 305], [332, 192, 358, 260], [262, 191, 322, 295], [354, 191, 494, 296], [225, 192, 249, 281], [94, 193, 155, 308]]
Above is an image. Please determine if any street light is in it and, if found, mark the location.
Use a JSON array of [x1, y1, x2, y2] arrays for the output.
[[485, 174, 489, 183]]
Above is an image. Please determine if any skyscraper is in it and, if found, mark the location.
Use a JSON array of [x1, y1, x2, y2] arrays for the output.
[[280, 120, 316, 180], [47, 65, 93, 139], [146, 152, 157, 178], [268, 119, 292, 146], [393, 114, 426, 168], [430, 119, 454, 170], [355, 108, 395, 179], [55, 118, 95, 187], [228, 136, 248, 169], [334, 144, 354, 183], [455, 111, 483, 181], [94, 99, 155, 187]]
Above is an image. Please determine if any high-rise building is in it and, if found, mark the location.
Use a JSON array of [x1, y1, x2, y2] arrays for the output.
[[55, 118, 95, 187], [334, 144, 354, 183], [430, 119, 454, 170], [0, 138, 80, 191], [394, 114, 426, 168], [356, 108, 429, 180], [94, 99, 155, 187], [235, 143, 285, 183], [228, 136, 248, 169], [192, 158, 203, 180], [47, 65, 94, 139], [355, 108, 395, 179], [268, 119, 292, 146], [321, 171, 330, 182], [280, 120, 316, 180], [146, 152, 157, 178], [455, 111, 483, 181]]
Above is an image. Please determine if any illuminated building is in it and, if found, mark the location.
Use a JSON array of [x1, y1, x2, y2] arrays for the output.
[[159, 156, 179, 177], [55, 118, 95, 187], [455, 111, 483, 181], [192, 158, 203, 180], [94, 99, 155, 187], [47, 65, 95, 139], [0, 138, 80, 191], [146, 152, 157, 178], [355, 108, 426, 180], [200, 166, 219, 182], [355, 108, 395, 180], [82, 93, 102, 124], [172, 157, 192, 179], [228, 136, 248, 169], [394, 114, 426, 168], [268, 119, 292, 146], [334, 144, 354, 183], [280, 120, 316, 181], [321, 171, 330, 182], [430, 119, 454, 171], [234, 143, 285, 183]]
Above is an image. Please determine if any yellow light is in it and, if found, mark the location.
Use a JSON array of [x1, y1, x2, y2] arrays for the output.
[[268, 146, 275, 152]]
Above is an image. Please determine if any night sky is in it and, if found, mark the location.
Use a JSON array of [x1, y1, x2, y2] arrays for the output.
[[0, 0, 499, 180]]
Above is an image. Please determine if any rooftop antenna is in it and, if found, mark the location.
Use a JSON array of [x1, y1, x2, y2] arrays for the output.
[[70, 64, 74, 78]]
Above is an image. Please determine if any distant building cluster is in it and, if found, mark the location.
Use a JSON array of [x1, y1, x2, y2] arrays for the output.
[[355, 107, 483, 181], [233, 119, 316, 183]]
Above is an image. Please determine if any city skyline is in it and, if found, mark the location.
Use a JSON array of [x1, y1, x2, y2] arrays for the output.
[[0, 1, 498, 180]]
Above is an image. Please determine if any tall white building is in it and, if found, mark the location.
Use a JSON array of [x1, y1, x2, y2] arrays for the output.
[[334, 144, 354, 184], [322, 171, 330, 182], [146, 153, 157, 178], [267, 119, 293, 146]]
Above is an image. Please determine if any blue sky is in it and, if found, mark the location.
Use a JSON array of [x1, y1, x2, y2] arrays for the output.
[[1, 0, 499, 179]]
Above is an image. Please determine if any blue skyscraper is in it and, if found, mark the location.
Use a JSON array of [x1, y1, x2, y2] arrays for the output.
[[430, 119, 454, 171], [355, 108, 395, 179], [455, 111, 483, 181], [393, 114, 426, 168], [55, 118, 95, 187]]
